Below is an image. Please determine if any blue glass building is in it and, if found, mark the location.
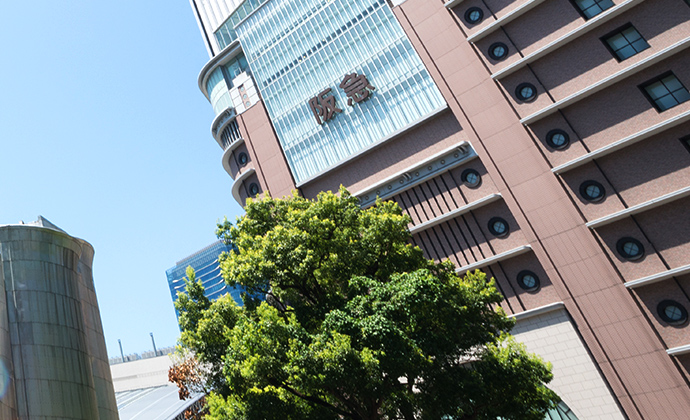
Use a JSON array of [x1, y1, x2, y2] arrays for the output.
[[166, 241, 242, 315]]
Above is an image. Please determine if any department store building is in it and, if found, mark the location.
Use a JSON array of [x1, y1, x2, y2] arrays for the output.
[[188, 0, 690, 417]]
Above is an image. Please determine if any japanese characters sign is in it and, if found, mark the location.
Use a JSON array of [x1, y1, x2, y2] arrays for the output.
[[340, 73, 375, 106], [308, 88, 342, 125], [308, 73, 375, 125]]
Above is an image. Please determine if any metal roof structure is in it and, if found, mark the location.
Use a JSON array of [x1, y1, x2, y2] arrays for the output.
[[116, 385, 203, 420]]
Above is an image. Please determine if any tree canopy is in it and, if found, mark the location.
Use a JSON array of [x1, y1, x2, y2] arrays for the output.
[[175, 188, 559, 419]]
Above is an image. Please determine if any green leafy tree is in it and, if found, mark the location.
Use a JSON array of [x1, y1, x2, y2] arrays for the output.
[[175, 188, 559, 419]]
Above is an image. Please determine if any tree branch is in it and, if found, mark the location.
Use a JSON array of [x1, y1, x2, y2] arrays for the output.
[[324, 385, 370, 420], [276, 381, 359, 419]]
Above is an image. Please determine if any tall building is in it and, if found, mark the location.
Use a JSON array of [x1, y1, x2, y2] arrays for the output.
[[166, 240, 242, 312], [189, 0, 690, 418], [0, 216, 118, 419]]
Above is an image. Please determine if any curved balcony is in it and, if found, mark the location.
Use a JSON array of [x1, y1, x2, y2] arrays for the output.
[[211, 106, 238, 146], [198, 40, 242, 101], [222, 136, 246, 177], [213, 106, 245, 178], [231, 168, 257, 205]]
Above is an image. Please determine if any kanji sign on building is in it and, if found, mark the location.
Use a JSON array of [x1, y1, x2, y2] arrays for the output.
[[308, 88, 342, 125], [307, 72, 375, 125], [340, 73, 375, 106]]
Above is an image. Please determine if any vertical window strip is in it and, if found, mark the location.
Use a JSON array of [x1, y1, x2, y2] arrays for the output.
[[236, 0, 445, 182]]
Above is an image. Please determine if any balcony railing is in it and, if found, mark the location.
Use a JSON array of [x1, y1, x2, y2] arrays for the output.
[[221, 120, 242, 150]]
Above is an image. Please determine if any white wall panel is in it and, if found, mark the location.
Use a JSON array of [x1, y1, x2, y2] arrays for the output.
[[513, 309, 625, 420], [191, 0, 244, 55]]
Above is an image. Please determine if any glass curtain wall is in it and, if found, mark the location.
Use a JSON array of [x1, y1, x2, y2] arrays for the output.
[[236, 0, 446, 183], [166, 241, 243, 315], [206, 54, 251, 115]]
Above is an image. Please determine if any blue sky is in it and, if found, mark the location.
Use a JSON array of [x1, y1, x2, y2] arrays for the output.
[[0, 2, 244, 357]]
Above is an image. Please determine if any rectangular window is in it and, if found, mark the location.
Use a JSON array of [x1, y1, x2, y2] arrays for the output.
[[573, 0, 614, 19], [640, 72, 690, 112], [602, 24, 650, 61]]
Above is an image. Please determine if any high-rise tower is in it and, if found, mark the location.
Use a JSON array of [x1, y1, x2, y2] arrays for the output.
[[166, 240, 243, 314], [189, 0, 690, 418]]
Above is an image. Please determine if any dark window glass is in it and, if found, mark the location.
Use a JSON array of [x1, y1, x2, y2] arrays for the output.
[[579, 180, 605, 202], [461, 168, 481, 187], [546, 129, 570, 150], [641, 73, 690, 112], [681, 135, 690, 153], [573, 0, 614, 19], [488, 217, 509, 237], [464, 7, 484, 24], [515, 83, 537, 102], [517, 271, 540, 291], [248, 183, 260, 196], [489, 42, 509, 61], [603, 25, 650, 61], [238, 152, 249, 166], [616, 237, 644, 260], [657, 300, 688, 325]]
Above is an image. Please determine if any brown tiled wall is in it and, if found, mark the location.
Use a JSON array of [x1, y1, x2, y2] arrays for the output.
[[532, 54, 690, 150], [225, 143, 252, 180], [635, 278, 690, 348], [390, 0, 690, 417], [236, 101, 296, 200], [501, 0, 690, 100], [597, 125, 690, 205]]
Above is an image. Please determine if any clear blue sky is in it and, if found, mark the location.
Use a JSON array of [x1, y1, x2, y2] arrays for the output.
[[0, 2, 244, 358]]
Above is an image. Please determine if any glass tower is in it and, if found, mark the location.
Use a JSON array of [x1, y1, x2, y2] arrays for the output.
[[166, 241, 242, 315]]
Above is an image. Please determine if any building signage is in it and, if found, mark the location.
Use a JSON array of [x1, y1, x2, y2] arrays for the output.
[[308, 72, 375, 125], [308, 88, 342, 125]]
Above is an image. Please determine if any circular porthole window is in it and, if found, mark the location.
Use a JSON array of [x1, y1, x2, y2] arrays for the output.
[[579, 180, 605, 202], [248, 183, 260, 196], [464, 7, 484, 24], [238, 152, 248, 166], [616, 237, 644, 261], [517, 270, 540, 291], [515, 83, 537, 102], [488, 217, 509, 237], [489, 42, 509, 61], [546, 129, 570, 150], [461, 168, 482, 188], [657, 300, 688, 325]]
